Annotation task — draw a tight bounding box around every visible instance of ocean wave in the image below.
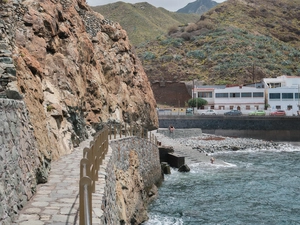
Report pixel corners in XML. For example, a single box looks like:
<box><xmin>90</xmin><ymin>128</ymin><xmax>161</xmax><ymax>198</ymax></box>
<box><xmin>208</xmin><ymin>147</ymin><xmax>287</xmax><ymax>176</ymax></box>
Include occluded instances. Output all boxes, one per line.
<box><xmin>142</xmin><ymin>214</ymin><xmax>183</xmax><ymax>225</ymax></box>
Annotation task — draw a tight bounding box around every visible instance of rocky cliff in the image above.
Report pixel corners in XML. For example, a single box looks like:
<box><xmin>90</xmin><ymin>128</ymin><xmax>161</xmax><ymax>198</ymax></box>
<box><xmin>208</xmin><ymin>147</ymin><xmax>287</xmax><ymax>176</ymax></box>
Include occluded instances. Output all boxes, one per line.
<box><xmin>0</xmin><ymin>0</ymin><xmax>158</xmax><ymax>221</ymax></box>
<box><xmin>1</xmin><ymin>0</ymin><xmax>158</xmax><ymax>160</ymax></box>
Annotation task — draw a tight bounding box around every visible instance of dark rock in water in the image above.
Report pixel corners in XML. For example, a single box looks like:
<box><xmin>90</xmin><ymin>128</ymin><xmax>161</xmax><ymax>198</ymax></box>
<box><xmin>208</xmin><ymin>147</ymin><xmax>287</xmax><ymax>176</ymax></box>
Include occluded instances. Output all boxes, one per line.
<box><xmin>161</xmin><ymin>162</ymin><xmax>171</xmax><ymax>174</ymax></box>
<box><xmin>159</xmin><ymin>146</ymin><xmax>174</xmax><ymax>162</ymax></box>
<box><xmin>231</xmin><ymin>146</ymin><xmax>240</xmax><ymax>151</ymax></box>
<box><xmin>178</xmin><ymin>164</ymin><xmax>190</xmax><ymax>172</ymax></box>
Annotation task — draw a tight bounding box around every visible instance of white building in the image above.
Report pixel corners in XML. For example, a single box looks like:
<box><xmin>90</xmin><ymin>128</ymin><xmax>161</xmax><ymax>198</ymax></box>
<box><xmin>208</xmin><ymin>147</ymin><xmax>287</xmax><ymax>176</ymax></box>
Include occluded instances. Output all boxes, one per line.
<box><xmin>193</xmin><ymin>85</ymin><xmax>265</xmax><ymax>111</ymax></box>
<box><xmin>214</xmin><ymin>86</ymin><xmax>265</xmax><ymax>111</ymax></box>
<box><xmin>263</xmin><ymin>75</ymin><xmax>300</xmax><ymax>114</ymax></box>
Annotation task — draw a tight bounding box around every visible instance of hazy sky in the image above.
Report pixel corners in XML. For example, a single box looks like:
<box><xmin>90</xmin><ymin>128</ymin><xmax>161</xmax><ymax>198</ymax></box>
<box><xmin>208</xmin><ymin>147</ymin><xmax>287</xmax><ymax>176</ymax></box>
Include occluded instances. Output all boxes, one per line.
<box><xmin>86</xmin><ymin>0</ymin><xmax>227</xmax><ymax>12</ymax></box>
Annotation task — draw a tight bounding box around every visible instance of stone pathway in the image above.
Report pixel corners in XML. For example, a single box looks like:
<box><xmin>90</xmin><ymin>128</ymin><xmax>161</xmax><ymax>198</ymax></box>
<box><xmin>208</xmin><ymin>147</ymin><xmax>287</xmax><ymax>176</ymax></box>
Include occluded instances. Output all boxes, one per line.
<box><xmin>12</xmin><ymin>137</ymin><xmax>112</xmax><ymax>225</ymax></box>
<box><xmin>12</xmin><ymin>130</ymin><xmax>223</xmax><ymax>225</ymax></box>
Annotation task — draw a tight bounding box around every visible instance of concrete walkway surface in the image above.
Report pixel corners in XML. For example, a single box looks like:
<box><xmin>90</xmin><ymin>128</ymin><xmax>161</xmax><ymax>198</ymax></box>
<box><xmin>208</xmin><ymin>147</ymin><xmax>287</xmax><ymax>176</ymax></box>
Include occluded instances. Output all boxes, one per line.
<box><xmin>12</xmin><ymin>130</ymin><xmax>222</xmax><ymax>225</ymax></box>
<box><xmin>12</xmin><ymin>137</ymin><xmax>112</xmax><ymax>225</ymax></box>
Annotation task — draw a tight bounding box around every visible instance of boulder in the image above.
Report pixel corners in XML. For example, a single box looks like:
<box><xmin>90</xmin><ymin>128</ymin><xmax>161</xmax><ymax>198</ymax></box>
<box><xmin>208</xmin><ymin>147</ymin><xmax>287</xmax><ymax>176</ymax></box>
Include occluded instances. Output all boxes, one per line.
<box><xmin>178</xmin><ymin>164</ymin><xmax>190</xmax><ymax>172</ymax></box>
<box><xmin>161</xmin><ymin>162</ymin><xmax>171</xmax><ymax>174</ymax></box>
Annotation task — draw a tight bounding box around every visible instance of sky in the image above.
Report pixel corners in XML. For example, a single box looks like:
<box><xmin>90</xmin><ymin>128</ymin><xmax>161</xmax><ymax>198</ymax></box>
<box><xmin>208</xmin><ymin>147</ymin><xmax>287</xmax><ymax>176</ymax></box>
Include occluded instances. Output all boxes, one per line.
<box><xmin>86</xmin><ymin>0</ymin><xmax>227</xmax><ymax>12</ymax></box>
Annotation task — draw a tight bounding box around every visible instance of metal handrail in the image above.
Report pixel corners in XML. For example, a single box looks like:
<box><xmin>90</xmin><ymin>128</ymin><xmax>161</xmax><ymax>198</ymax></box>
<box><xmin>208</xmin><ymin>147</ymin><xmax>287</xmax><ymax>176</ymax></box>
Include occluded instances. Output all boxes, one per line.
<box><xmin>79</xmin><ymin>125</ymin><xmax>158</xmax><ymax>225</ymax></box>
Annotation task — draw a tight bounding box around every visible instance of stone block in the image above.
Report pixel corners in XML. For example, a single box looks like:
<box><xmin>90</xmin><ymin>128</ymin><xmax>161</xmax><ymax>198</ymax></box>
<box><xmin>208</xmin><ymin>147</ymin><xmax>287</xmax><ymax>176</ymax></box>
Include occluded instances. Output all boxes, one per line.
<box><xmin>166</xmin><ymin>153</ymin><xmax>185</xmax><ymax>168</ymax></box>
<box><xmin>158</xmin><ymin>146</ymin><xmax>174</xmax><ymax>162</ymax></box>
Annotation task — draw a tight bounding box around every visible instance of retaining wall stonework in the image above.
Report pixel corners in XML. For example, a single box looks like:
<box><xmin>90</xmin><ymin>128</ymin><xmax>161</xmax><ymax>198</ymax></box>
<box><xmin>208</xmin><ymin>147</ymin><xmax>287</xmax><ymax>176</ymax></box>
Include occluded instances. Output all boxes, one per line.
<box><xmin>159</xmin><ymin>116</ymin><xmax>300</xmax><ymax>141</ymax></box>
<box><xmin>0</xmin><ymin>99</ymin><xmax>41</xmax><ymax>224</ymax></box>
<box><xmin>157</xmin><ymin>128</ymin><xmax>202</xmax><ymax>139</ymax></box>
<box><xmin>100</xmin><ymin>137</ymin><xmax>162</xmax><ymax>224</ymax></box>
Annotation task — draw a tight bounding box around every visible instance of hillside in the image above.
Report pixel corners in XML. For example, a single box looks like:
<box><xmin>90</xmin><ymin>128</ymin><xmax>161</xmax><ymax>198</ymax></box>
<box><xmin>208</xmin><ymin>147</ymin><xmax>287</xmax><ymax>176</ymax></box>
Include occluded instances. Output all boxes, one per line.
<box><xmin>136</xmin><ymin>0</ymin><xmax>300</xmax><ymax>86</ymax></box>
<box><xmin>177</xmin><ymin>0</ymin><xmax>219</xmax><ymax>15</ymax></box>
<box><xmin>91</xmin><ymin>2</ymin><xmax>199</xmax><ymax>46</ymax></box>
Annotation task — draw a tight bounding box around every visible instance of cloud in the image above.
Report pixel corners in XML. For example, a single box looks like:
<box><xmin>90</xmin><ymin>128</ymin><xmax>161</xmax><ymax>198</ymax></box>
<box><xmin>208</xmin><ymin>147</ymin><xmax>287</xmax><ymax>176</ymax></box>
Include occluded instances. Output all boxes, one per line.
<box><xmin>87</xmin><ymin>0</ymin><xmax>226</xmax><ymax>12</ymax></box>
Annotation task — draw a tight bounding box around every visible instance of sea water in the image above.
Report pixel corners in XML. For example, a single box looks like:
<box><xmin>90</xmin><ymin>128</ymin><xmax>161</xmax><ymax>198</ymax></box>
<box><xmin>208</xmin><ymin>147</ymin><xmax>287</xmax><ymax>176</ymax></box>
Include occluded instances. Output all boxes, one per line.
<box><xmin>143</xmin><ymin>144</ymin><xmax>300</xmax><ymax>225</ymax></box>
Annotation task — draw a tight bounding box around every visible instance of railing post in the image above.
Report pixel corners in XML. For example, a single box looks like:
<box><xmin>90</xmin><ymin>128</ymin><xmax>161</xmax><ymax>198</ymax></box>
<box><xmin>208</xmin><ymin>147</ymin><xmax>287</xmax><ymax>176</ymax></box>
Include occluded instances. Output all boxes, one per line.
<box><xmin>109</xmin><ymin>124</ymin><xmax>112</xmax><ymax>140</ymax></box>
<box><xmin>79</xmin><ymin>176</ymin><xmax>92</xmax><ymax>225</ymax></box>
<box><xmin>114</xmin><ymin>126</ymin><xmax>116</xmax><ymax>139</ymax></box>
<box><xmin>119</xmin><ymin>123</ymin><xmax>122</xmax><ymax>138</ymax></box>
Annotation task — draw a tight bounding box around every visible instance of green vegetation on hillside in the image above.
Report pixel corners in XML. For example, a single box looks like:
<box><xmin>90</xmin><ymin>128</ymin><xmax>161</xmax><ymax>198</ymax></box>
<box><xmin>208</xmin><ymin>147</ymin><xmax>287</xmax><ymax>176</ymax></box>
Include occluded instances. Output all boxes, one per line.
<box><xmin>91</xmin><ymin>2</ymin><xmax>199</xmax><ymax>46</ymax></box>
<box><xmin>135</xmin><ymin>0</ymin><xmax>300</xmax><ymax>85</ymax></box>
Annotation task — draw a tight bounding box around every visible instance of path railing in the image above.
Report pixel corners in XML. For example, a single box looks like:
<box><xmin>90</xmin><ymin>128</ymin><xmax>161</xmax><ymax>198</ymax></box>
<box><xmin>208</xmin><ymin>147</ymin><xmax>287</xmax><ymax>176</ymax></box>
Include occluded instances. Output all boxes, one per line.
<box><xmin>79</xmin><ymin>124</ymin><xmax>158</xmax><ymax>225</ymax></box>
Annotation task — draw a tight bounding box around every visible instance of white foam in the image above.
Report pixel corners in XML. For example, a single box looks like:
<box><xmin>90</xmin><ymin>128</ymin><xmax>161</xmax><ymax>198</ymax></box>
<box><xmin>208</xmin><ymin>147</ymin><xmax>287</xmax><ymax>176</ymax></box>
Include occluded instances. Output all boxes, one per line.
<box><xmin>142</xmin><ymin>214</ymin><xmax>183</xmax><ymax>225</ymax></box>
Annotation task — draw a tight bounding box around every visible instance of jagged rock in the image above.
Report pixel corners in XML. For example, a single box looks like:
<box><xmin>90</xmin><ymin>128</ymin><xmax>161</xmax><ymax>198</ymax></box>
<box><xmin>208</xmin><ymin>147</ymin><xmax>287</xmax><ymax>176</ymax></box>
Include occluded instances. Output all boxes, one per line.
<box><xmin>1</xmin><ymin>0</ymin><xmax>159</xmax><ymax>223</ymax></box>
<box><xmin>178</xmin><ymin>164</ymin><xmax>190</xmax><ymax>172</ymax></box>
<box><xmin>161</xmin><ymin>162</ymin><xmax>171</xmax><ymax>174</ymax></box>
<box><xmin>5</xmin><ymin>90</ymin><xmax>23</xmax><ymax>100</ymax></box>
<box><xmin>4</xmin><ymin>0</ymin><xmax>158</xmax><ymax>161</ymax></box>
<box><xmin>231</xmin><ymin>146</ymin><xmax>240</xmax><ymax>151</ymax></box>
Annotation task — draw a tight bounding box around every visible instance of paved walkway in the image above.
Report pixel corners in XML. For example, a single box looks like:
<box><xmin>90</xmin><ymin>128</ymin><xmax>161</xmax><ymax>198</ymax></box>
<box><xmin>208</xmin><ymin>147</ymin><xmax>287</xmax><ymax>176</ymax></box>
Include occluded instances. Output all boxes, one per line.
<box><xmin>12</xmin><ymin>130</ymin><xmax>223</xmax><ymax>225</ymax></box>
<box><xmin>13</xmin><ymin>137</ymin><xmax>112</xmax><ymax>225</ymax></box>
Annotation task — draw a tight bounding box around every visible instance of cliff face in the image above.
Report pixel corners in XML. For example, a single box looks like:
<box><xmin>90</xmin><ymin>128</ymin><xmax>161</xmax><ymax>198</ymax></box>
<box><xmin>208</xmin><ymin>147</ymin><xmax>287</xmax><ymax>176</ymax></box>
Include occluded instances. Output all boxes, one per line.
<box><xmin>1</xmin><ymin>0</ymin><xmax>158</xmax><ymax>163</ymax></box>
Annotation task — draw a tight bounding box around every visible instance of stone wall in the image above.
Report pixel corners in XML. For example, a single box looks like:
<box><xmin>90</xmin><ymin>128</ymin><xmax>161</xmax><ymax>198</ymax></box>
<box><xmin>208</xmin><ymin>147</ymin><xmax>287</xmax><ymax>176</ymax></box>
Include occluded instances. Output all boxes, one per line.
<box><xmin>0</xmin><ymin>99</ymin><xmax>42</xmax><ymax>224</ymax></box>
<box><xmin>159</xmin><ymin>115</ymin><xmax>300</xmax><ymax>141</ymax></box>
<box><xmin>100</xmin><ymin>137</ymin><xmax>162</xmax><ymax>225</ymax></box>
<box><xmin>157</xmin><ymin>128</ymin><xmax>202</xmax><ymax>139</ymax></box>
<box><xmin>0</xmin><ymin>0</ymin><xmax>20</xmax><ymax>99</ymax></box>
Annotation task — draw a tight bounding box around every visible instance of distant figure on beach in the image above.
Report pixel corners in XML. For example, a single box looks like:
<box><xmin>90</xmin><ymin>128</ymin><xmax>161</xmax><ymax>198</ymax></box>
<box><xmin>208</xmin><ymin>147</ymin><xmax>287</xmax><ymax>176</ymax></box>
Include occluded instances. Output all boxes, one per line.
<box><xmin>210</xmin><ymin>157</ymin><xmax>215</xmax><ymax>164</ymax></box>
<box><xmin>169</xmin><ymin>125</ymin><xmax>175</xmax><ymax>133</ymax></box>
<box><xmin>169</xmin><ymin>124</ymin><xmax>175</xmax><ymax>138</ymax></box>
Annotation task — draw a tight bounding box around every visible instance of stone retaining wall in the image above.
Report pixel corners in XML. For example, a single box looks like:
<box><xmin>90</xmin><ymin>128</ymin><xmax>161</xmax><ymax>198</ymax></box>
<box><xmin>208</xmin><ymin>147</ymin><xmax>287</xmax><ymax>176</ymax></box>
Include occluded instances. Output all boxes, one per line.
<box><xmin>0</xmin><ymin>0</ymin><xmax>20</xmax><ymax>99</ymax></box>
<box><xmin>100</xmin><ymin>137</ymin><xmax>162</xmax><ymax>224</ymax></box>
<box><xmin>156</xmin><ymin>128</ymin><xmax>202</xmax><ymax>139</ymax></box>
<box><xmin>0</xmin><ymin>99</ymin><xmax>41</xmax><ymax>224</ymax></box>
<box><xmin>159</xmin><ymin>115</ymin><xmax>300</xmax><ymax>141</ymax></box>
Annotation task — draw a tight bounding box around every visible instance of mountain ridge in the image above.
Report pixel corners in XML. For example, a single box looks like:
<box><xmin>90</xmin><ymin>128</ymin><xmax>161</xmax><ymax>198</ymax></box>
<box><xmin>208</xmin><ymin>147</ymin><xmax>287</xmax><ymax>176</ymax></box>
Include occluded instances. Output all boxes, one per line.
<box><xmin>136</xmin><ymin>0</ymin><xmax>300</xmax><ymax>85</ymax></box>
<box><xmin>177</xmin><ymin>0</ymin><xmax>219</xmax><ymax>15</ymax></box>
<box><xmin>91</xmin><ymin>2</ymin><xmax>200</xmax><ymax>45</ymax></box>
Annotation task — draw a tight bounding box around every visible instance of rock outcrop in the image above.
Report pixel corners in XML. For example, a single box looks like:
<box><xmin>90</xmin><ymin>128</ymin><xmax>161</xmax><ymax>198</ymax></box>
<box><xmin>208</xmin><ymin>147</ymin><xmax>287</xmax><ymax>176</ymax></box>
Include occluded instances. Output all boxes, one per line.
<box><xmin>0</xmin><ymin>0</ymin><xmax>158</xmax><ymax>222</ymax></box>
<box><xmin>1</xmin><ymin>0</ymin><xmax>158</xmax><ymax>159</ymax></box>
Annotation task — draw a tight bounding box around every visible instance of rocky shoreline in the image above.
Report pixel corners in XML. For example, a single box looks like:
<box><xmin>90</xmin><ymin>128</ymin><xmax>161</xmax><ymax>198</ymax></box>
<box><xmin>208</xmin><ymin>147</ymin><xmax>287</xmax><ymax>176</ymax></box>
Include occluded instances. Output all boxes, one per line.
<box><xmin>155</xmin><ymin>131</ymin><xmax>296</xmax><ymax>158</ymax></box>
<box><xmin>178</xmin><ymin>133</ymin><xmax>288</xmax><ymax>153</ymax></box>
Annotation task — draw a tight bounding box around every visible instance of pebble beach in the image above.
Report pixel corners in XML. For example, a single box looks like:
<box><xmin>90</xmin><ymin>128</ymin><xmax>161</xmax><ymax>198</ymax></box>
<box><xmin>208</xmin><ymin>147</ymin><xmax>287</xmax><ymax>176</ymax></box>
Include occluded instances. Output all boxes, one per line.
<box><xmin>154</xmin><ymin>130</ymin><xmax>292</xmax><ymax>166</ymax></box>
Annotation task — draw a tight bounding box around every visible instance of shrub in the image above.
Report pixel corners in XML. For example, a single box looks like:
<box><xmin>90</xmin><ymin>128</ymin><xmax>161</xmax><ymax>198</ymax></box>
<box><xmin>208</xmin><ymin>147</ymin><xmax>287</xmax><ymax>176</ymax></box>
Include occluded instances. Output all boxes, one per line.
<box><xmin>168</xmin><ymin>25</ymin><xmax>178</xmax><ymax>35</ymax></box>
<box><xmin>173</xmin><ymin>55</ymin><xmax>182</xmax><ymax>61</ymax></box>
<box><xmin>180</xmin><ymin>32</ymin><xmax>192</xmax><ymax>41</ymax></box>
<box><xmin>143</xmin><ymin>51</ymin><xmax>156</xmax><ymax>60</ymax></box>
<box><xmin>188</xmin><ymin>98</ymin><xmax>207</xmax><ymax>108</ymax></box>
<box><xmin>185</xmin><ymin>23</ymin><xmax>198</xmax><ymax>33</ymax></box>
<box><xmin>187</xmin><ymin>50</ymin><xmax>205</xmax><ymax>59</ymax></box>
<box><xmin>159</xmin><ymin>55</ymin><xmax>173</xmax><ymax>62</ymax></box>
<box><xmin>196</xmin><ymin>20</ymin><xmax>215</xmax><ymax>30</ymax></box>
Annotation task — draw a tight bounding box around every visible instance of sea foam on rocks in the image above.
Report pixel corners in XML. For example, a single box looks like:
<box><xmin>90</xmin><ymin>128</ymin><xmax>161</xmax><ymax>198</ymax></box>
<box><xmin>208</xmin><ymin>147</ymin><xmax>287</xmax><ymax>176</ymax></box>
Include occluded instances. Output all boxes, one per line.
<box><xmin>176</xmin><ymin>133</ymin><xmax>286</xmax><ymax>153</ymax></box>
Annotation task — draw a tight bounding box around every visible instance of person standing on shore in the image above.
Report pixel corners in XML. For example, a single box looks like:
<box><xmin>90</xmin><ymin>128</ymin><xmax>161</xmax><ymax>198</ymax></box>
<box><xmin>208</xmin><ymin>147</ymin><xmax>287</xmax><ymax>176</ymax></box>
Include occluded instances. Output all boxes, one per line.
<box><xmin>210</xmin><ymin>157</ymin><xmax>215</xmax><ymax>164</ymax></box>
<box><xmin>169</xmin><ymin>124</ymin><xmax>175</xmax><ymax>138</ymax></box>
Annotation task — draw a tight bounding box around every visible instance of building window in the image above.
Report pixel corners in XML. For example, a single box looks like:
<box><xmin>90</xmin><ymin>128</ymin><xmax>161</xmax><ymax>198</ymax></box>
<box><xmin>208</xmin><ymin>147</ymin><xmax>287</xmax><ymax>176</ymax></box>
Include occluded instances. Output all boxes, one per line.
<box><xmin>295</xmin><ymin>93</ymin><xmax>299</xmax><ymax>99</ymax></box>
<box><xmin>282</xmin><ymin>93</ymin><xmax>293</xmax><ymax>99</ymax></box>
<box><xmin>230</xmin><ymin>106</ymin><xmax>234</xmax><ymax>110</ymax></box>
<box><xmin>219</xmin><ymin>106</ymin><xmax>224</xmax><ymax>110</ymax></box>
<box><xmin>246</xmin><ymin>105</ymin><xmax>250</xmax><ymax>110</ymax></box>
<box><xmin>211</xmin><ymin>105</ymin><xmax>214</xmax><ymax>109</ymax></box>
<box><xmin>276</xmin><ymin>105</ymin><xmax>281</xmax><ymax>109</ymax></box>
<box><xmin>253</xmin><ymin>92</ymin><xmax>264</xmax><ymax>97</ymax></box>
<box><xmin>288</xmin><ymin>105</ymin><xmax>292</xmax><ymax>110</ymax></box>
<box><xmin>241</xmin><ymin>92</ymin><xmax>252</xmax><ymax>97</ymax></box>
<box><xmin>198</xmin><ymin>92</ymin><xmax>212</xmax><ymax>98</ymax></box>
<box><xmin>216</xmin><ymin>93</ymin><xmax>228</xmax><ymax>98</ymax></box>
<box><xmin>269</xmin><ymin>93</ymin><xmax>280</xmax><ymax>99</ymax></box>
<box><xmin>230</xmin><ymin>92</ymin><xmax>240</xmax><ymax>98</ymax></box>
